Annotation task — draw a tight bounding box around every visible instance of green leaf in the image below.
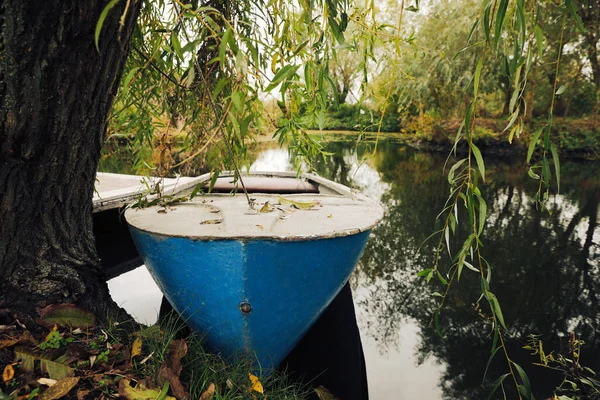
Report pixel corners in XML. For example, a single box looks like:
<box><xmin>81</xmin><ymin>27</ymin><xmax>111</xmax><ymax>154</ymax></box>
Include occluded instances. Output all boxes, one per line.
<box><xmin>95</xmin><ymin>0</ymin><xmax>121</xmax><ymax>52</ymax></box>
<box><xmin>542</xmin><ymin>156</ymin><xmax>551</xmax><ymax>185</ymax></box>
<box><xmin>512</xmin><ymin>362</ymin><xmax>533</xmax><ymax>399</ymax></box>
<box><xmin>550</xmin><ymin>144</ymin><xmax>560</xmax><ymax>193</ymax></box>
<box><xmin>494</xmin><ymin>0</ymin><xmax>509</xmax><ymax>49</ymax></box>
<box><xmin>171</xmin><ymin>31</ymin><xmax>183</xmax><ymax>59</ymax></box>
<box><xmin>470</xmin><ymin>142</ymin><xmax>485</xmax><ymax>182</ymax></box>
<box><xmin>122</xmin><ymin>67</ymin><xmax>140</xmax><ymax>93</ymax></box>
<box><xmin>527</xmin><ymin>167</ymin><xmax>540</xmax><ymax>180</ymax></box>
<box><xmin>555</xmin><ymin>85</ymin><xmax>567</xmax><ymax>95</ymax></box>
<box><xmin>527</xmin><ymin>127</ymin><xmax>543</xmax><ymax>163</ymax></box>
<box><xmin>38</xmin><ymin>304</ymin><xmax>96</xmax><ymax>329</ymax></box>
<box><xmin>488</xmin><ymin>293</ymin><xmax>506</xmax><ymax>329</ymax></box>
<box><xmin>40</xmin><ymin>358</ymin><xmax>75</xmax><ymax>381</ymax></box>
<box><xmin>474</xmin><ymin>56</ymin><xmax>483</xmax><ymax>98</ymax></box>
<box><xmin>535</xmin><ymin>24</ymin><xmax>544</xmax><ymax>57</ymax></box>
<box><xmin>448</xmin><ymin>159</ymin><xmax>467</xmax><ymax>184</ymax></box>
<box><xmin>484</xmin><ymin>346</ymin><xmax>502</xmax><ymax>381</ymax></box>
<box><xmin>487</xmin><ymin>374</ymin><xmax>509</xmax><ymax>400</ymax></box>
<box><xmin>477</xmin><ymin>196</ymin><xmax>487</xmax><ymax>236</ymax></box>
<box><xmin>265</xmin><ymin>65</ymin><xmax>300</xmax><ymax>92</ymax></box>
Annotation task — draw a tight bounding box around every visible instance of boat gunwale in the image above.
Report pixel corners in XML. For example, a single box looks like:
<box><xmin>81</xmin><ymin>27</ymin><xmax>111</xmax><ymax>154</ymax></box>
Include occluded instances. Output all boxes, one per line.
<box><xmin>124</xmin><ymin>171</ymin><xmax>384</xmax><ymax>241</ymax></box>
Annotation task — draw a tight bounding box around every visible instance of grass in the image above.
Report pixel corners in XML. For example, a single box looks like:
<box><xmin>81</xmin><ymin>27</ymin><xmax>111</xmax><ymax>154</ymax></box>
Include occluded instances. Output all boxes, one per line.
<box><xmin>0</xmin><ymin>308</ymin><xmax>311</xmax><ymax>400</ymax></box>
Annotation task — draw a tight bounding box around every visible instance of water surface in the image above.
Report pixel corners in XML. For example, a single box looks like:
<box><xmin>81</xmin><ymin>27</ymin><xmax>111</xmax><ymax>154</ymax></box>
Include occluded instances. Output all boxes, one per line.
<box><xmin>106</xmin><ymin>139</ymin><xmax>600</xmax><ymax>399</ymax></box>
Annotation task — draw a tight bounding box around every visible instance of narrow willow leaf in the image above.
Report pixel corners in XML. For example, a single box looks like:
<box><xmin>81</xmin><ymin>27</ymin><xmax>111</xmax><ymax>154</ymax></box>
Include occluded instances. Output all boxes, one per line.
<box><xmin>474</xmin><ymin>57</ymin><xmax>483</xmax><ymax>98</ymax></box>
<box><xmin>512</xmin><ymin>362</ymin><xmax>533</xmax><ymax>399</ymax></box>
<box><xmin>95</xmin><ymin>0</ymin><xmax>121</xmax><ymax>51</ymax></box>
<box><xmin>555</xmin><ymin>85</ymin><xmax>567</xmax><ymax>95</ymax></box>
<box><xmin>508</xmin><ymin>123</ymin><xmax>518</xmax><ymax>144</ymax></box>
<box><xmin>466</xmin><ymin>18</ymin><xmax>480</xmax><ymax>47</ymax></box>
<box><xmin>463</xmin><ymin>260</ymin><xmax>479</xmax><ymax>273</ymax></box>
<box><xmin>551</xmin><ymin>143</ymin><xmax>561</xmax><ymax>193</ymax></box>
<box><xmin>478</xmin><ymin>196</ymin><xmax>487</xmax><ymax>236</ymax></box>
<box><xmin>527</xmin><ymin>127</ymin><xmax>543</xmax><ymax>163</ymax></box>
<box><xmin>535</xmin><ymin>24</ymin><xmax>544</xmax><ymax>57</ymax></box>
<box><xmin>122</xmin><ymin>67</ymin><xmax>140</xmax><ymax>93</ymax></box>
<box><xmin>542</xmin><ymin>156</ymin><xmax>551</xmax><ymax>185</ymax></box>
<box><xmin>483</xmin><ymin>2</ymin><xmax>492</xmax><ymax>43</ymax></box>
<box><xmin>436</xmin><ymin>271</ymin><xmax>448</xmax><ymax>285</ymax></box>
<box><xmin>504</xmin><ymin>107</ymin><xmax>519</xmax><ymax>132</ymax></box>
<box><xmin>470</xmin><ymin>142</ymin><xmax>485</xmax><ymax>182</ymax></box>
<box><xmin>457</xmin><ymin>255</ymin><xmax>465</xmax><ymax>281</ymax></box>
<box><xmin>265</xmin><ymin>65</ymin><xmax>300</xmax><ymax>92</ymax></box>
<box><xmin>417</xmin><ymin>269</ymin><xmax>432</xmax><ymax>277</ymax></box>
<box><xmin>448</xmin><ymin>159</ymin><xmax>467</xmax><ymax>184</ymax></box>
<box><xmin>488</xmin><ymin>293</ymin><xmax>506</xmax><ymax>329</ymax></box>
<box><xmin>171</xmin><ymin>31</ymin><xmax>183</xmax><ymax>59</ymax></box>
<box><xmin>483</xmin><ymin>346</ymin><xmax>502</xmax><ymax>382</ymax></box>
<box><xmin>494</xmin><ymin>0</ymin><xmax>509</xmax><ymax>49</ymax></box>
<box><xmin>465</xmin><ymin>102</ymin><xmax>474</xmax><ymax>138</ymax></box>
<box><xmin>444</xmin><ymin>226</ymin><xmax>451</xmax><ymax>258</ymax></box>
<box><xmin>487</xmin><ymin>374</ymin><xmax>509</xmax><ymax>400</ymax></box>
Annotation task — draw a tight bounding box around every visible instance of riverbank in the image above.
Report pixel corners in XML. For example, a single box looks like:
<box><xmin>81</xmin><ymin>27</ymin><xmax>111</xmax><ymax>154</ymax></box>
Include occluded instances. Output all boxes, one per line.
<box><xmin>291</xmin><ymin>116</ymin><xmax>600</xmax><ymax>160</ymax></box>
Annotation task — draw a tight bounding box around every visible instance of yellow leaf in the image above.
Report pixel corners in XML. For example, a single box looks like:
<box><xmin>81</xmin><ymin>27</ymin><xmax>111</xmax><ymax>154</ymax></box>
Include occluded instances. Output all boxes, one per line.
<box><xmin>39</xmin><ymin>376</ymin><xmax>80</xmax><ymax>400</ymax></box>
<box><xmin>327</xmin><ymin>214</ymin><xmax>333</xmax><ymax>218</ymax></box>
<box><xmin>259</xmin><ymin>202</ymin><xmax>272</xmax><ymax>213</ymax></box>
<box><xmin>256</xmin><ymin>224</ymin><xmax>263</xmax><ymax>230</ymax></box>
<box><xmin>131</xmin><ymin>337</ymin><xmax>143</xmax><ymax>360</ymax></box>
<box><xmin>248</xmin><ymin>373</ymin><xmax>264</xmax><ymax>394</ymax></box>
<box><xmin>277</xmin><ymin>195</ymin><xmax>319</xmax><ymax>210</ymax></box>
<box><xmin>3</xmin><ymin>364</ymin><xmax>14</xmax><ymax>382</ymax></box>
<box><xmin>199</xmin><ymin>382</ymin><xmax>215</xmax><ymax>400</ymax></box>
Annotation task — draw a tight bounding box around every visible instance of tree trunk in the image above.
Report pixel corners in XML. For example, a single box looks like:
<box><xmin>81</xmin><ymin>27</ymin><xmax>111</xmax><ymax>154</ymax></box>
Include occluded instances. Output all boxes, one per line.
<box><xmin>0</xmin><ymin>0</ymin><xmax>141</xmax><ymax>324</ymax></box>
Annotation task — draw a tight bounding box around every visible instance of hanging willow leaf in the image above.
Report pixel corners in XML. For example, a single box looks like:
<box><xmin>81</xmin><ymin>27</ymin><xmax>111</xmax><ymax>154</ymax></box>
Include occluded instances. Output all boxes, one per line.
<box><xmin>470</xmin><ymin>142</ymin><xmax>485</xmax><ymax>182</ymax></box>
<box><xmin>95</xmin><ymin>0</ymin><xmax>121</xmax><ymax>51</ymax></box>
<box><xmin>550</xmin><ymin>144</ymin><xmax>561</xmax><ymax>193</ymax></box>
<box><xmin>527</xmin><ymin>127</ymin><xmax>543</xmax><ymax>163</ymax></box>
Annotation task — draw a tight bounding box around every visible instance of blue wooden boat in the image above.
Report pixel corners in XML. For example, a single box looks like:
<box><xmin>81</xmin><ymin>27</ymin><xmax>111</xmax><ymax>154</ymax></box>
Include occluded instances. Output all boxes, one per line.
<box><xmin>125</xmin><ymin>171</ymin><xmax>383</xmax><ymax>369</ymax></box>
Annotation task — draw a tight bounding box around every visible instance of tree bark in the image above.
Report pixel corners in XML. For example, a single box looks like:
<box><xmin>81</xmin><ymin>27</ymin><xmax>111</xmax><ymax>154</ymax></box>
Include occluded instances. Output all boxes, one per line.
<box><xmin>0</xmin><ymin>0</ymin><xmax>141</xmax><ymax>323</ymax></box>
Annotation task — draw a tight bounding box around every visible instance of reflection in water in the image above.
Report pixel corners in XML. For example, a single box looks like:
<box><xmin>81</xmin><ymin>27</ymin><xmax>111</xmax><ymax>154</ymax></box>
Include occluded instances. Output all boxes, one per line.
<box><xmin>311</xmin><ymin>141</ymin><xmax>600</xmax><ymax>400</ymax></box>
<box><xmin>103</xmin><ymin>139</ymin><xmax>600</xmax><ymax>399</ymax></box>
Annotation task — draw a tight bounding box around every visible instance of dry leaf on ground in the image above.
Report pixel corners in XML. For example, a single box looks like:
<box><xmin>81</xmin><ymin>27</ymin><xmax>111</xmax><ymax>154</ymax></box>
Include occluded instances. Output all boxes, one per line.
<box><xmin>199</xmin><ymin>382</ymin><xmax>215</xmax><ymax>400</ymax></box>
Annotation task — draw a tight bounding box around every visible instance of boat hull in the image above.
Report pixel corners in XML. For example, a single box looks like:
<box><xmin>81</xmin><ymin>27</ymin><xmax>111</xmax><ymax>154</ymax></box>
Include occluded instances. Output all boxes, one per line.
<box><xmin>128</xmin><ymin>226</ymin><xmax>371</xmax><ymax>369</ymax></box>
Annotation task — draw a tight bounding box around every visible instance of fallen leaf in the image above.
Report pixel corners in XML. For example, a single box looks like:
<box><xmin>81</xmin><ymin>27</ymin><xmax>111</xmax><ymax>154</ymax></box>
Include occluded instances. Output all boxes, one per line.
<box><xmin>14</xmin><ymin>348</ymin><xmax>35</xmax><ymax>374</ymax></box>
<box><xmin>38</xmin><ymin>304</ymin><xmax>96</xmax><ymax>329</ymax></box>
<box><xmin>327</xmin><ymin>214</ymin><xmax>333</xmax><ymax>218</ymax></box>
<box><xmin>3</xmin><ymin>364</ymin><xmax>14</xmax><ymax>382</ymax></box>
<box><xmin>226</xmin><ymin>379</ymin><xmax>233</xmax><ymax>390</ymax></box>
<box><xmin>314</xmin><ymin>386</ymin><xmax>339</xmax><ymax>400</ymax></box>
<box><xmin>37</xmin><ymin>378</ymin><xmax>57</xmax><ymax>386</ymax></box>
<box><xmin>89</xmin><ymin>355</ymin><xmax>97</xmax><ymax>368</ymax></box>
<box><xmin>157</xmin><ymin>340</ymin><xmax>189</xmax><ymax>400</ymax></box>
<box><xmin>131</xmin><ymin>337</ymin><xmax>143</xmax><ymax>360</ymax></box>
<box><xmin>259</xmin><ymin>202</ymin><xmax>272</xmax><ymax>213</ymax></box>
<box><xmin>199</xmin><ymin>383</ymin><xmax>215</xmax><ymax>400</ymax></box>
<box><xmin>256</xmin><ymin>224</ymin><xmax>263</xmax><ymax>230</ymax></box>
<box><xmin>199</xmin><ymin>219</ymin><xmax>222</xmax><ymax>225</ymax></box>
<box><xmin>39</xmin><ymin>376</ymin><xmax>80</xmax><ymax>400</ymax></box>
<box><xmin>248</xmin><ymin>373</ymin><xmax>264</xmax><ymax>394</ymax></box>
<box><xmin>118</xmin><ymin>378</ymin><xmax>176</xmax><ymax>400</ymax></box>
<box><xmin>76</xmin><ymin>389</ymin><xmax>90</xmax><ymax>400</ymax></box>
<box><xmin>277</xmin><ymin>195</ymin><xmax>319</xmax><ymax>210</ymax></box>
<box><xmin>40</xmin><ymin>357</ymin><xmax>75</xmax><ymax>380</ymax></box>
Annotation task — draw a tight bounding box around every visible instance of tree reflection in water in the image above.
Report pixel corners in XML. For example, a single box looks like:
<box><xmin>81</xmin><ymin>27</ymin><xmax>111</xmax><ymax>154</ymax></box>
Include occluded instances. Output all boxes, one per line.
<box><xmin>308</xmin><ymin>140</ymin><xmax>600</xmax><ymax>399</ymax></box>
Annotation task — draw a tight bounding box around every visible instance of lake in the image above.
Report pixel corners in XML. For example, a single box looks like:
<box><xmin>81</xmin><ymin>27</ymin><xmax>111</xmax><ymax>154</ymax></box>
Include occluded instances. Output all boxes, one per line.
<box><xmin>102</xmin><ymin>138</ymin><xmax>600</xmax><ymax>399</ymax></box>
